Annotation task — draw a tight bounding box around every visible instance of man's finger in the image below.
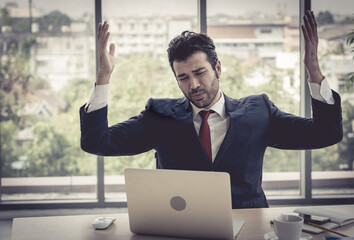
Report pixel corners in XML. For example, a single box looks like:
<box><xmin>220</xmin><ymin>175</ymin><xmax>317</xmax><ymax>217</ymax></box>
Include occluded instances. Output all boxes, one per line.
<box><xmin>310</xmin><ymin>11</ymin><xmax>318</xmax><ymax>41</ymax></box>
<box><xmin>109</xmin><ymin>43</ymin><xmax>116</xmax><ymax>56</ymax></box>
<box><xmin>98</xmin><ymin>23</ymin><xmax>102</xmax><ymax>37</ymax></box>
<box><xmin>310</xmin><ymin>11</ymin><xmax>317</xmax><ymax>28</ymax></box>
<box><xmin>103</xmin><ymin>32</ymin><xmax>110</xmax><ymax>49</ymax></box>
<box><xmin>103</xmin><ymin>21</ymin><xmax>109</xmax><ymax>34</ymax></box>
<box><xmin>98</xmin><ymin>21</ymin><xmax>108</xmax><ymax>39</ymax></box>
<box><xmin>304</xmin><ymin>15</ymin><xmax>314</xmax><ymax>43</ymax></box>
<box><xmin>308</xmin><ymin>11</ymin><xmax>316</xmax><ymax>33</ymax></box>
<box><xmin>301</xmin><ymin>25</ymin><xmax>310</xmax><ymax>44</ymax></box>
<box><xmin>99</xmin><ymin>22</ymin><xmax>107</xmax><ymax>37</ymax></box>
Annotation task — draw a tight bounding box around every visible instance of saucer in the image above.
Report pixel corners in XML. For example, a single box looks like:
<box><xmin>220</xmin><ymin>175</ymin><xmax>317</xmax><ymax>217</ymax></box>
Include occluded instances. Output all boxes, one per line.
<box><xmin>264</xmin><ymin>231</ymin><xmax>314</xmax><ymax>240</ymax></box>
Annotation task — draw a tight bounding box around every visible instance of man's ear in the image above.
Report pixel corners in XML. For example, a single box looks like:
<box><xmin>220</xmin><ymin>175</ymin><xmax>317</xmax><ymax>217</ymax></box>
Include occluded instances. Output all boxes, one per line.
<box><xmin>215</xmin><ymin>60</ymin><xmax>221</xmax><ymax>79</ymax></box>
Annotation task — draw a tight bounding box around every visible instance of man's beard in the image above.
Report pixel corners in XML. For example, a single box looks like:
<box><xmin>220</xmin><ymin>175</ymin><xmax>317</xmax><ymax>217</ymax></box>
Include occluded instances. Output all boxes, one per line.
<box><xmin>187</xmin><ymin>75</ymin><xmax>219</xmax><ymax>109</ymax></box>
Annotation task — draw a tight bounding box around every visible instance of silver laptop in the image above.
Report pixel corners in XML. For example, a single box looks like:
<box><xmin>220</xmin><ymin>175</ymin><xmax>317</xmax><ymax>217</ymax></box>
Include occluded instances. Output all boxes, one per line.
<box><xmin>124</xmin><ymin>168</ymin><xmax>244</xmax><ymax>240</ymax></box>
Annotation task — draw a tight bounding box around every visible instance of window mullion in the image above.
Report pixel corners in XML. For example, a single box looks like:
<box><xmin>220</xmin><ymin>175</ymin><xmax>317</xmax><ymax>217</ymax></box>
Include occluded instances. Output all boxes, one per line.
<box><xmin>300</xmin><ymin>0</ymin><xmax>312</xmax><ymax>203</ymax></box>
<box><xmin>198</xmin><ymin>0</ymin><xmax>207</xmax><ymax>33</ymax></box>
<box><xmin>95</xmin><ymin>0</ymin><xmax>105</xmax><ymax>205</ymax></box>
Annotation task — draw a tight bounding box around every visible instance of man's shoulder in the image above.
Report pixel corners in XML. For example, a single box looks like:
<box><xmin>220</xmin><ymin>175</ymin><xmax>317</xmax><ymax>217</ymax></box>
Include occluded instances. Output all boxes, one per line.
<box><xmin>226</xmin><ymin>93</ymin><xmax>269</xmax><ymax>106</ymax></box>
<box><xmin>145</xmin><ymin>97</ymin><xmax>185</xmax><ymax>107</ymax></box>
<box><xmin>145</xmin><ymin>97</ymin><xmax>187</xmax><ymax>117</ymax></box>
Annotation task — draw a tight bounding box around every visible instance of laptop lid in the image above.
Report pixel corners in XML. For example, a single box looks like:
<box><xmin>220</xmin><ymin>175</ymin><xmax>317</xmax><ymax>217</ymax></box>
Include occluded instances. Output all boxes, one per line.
<box><xmin>124</xmin><ymin>168</ymin><xmax>243</xmax><ymax>240</ymax></box>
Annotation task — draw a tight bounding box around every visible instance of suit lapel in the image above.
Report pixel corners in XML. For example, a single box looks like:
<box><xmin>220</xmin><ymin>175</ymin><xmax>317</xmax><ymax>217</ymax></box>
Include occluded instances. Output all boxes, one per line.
<box><xmin>171</xmin><ymin>95</ymin><xmax>248</xmax><ymax>167</ymax></box>
<box><xmin>172</xmin><ymin>97</ymin><xmax>213</xmax><ymax>166</ymax></box>
<box><xmin>213</xmin><ymin>94</ymin><xmax>248</xmax><ymax>166</ymax></box>
<box><xmin>171</xmin><ymin>97</ymin><xmax>193</xmax><ymax>123</ymax></box>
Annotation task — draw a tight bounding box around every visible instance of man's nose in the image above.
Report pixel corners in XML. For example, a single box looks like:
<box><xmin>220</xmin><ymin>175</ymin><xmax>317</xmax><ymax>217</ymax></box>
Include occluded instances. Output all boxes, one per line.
<box><xmin>190</xmin><ymin>76</ymin><xmax>200</xmax><ymax>90</ymax></box>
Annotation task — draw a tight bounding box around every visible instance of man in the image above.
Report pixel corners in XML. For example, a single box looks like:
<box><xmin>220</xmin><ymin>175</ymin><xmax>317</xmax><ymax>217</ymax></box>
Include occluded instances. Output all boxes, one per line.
<box><xmin>80</xmin><ymin>11</ymin><xmax>342</xmax><ymax>208</ymax></box>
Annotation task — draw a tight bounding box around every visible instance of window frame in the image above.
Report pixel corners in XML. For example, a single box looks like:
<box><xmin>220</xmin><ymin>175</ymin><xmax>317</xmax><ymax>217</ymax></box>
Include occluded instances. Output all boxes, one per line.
<box><xmin>0</xmin><ymin>0</ymin><xmax>353</xmax><ymax>210</ymax></box>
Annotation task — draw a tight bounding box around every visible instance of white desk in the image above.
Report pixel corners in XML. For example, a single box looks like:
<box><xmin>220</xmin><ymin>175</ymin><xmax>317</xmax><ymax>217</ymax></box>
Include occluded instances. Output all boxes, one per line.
<box><xmin>11</xmin><ymin>205</ymin><xmax>354</xmax><ymax>240</ymax></box>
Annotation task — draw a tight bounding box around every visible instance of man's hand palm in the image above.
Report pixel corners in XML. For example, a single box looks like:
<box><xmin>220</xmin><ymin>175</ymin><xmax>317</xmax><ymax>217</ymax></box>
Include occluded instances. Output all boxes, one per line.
<box><xmin>96</xmin><ymin>21</ymin><xmax>115</xmax><ymax>85</ymax></box>
<box><xmin>99</xmin><ymin>43</ymin><xmax>115</xmax><ymax>75</ymax></box>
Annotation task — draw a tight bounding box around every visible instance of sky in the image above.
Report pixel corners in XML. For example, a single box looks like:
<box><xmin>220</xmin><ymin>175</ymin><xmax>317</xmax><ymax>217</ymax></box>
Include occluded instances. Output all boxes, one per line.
<box><xmin>0</xmin><ymin>0</ymin><xmax>353</xmax><ymax>18</ymax></box>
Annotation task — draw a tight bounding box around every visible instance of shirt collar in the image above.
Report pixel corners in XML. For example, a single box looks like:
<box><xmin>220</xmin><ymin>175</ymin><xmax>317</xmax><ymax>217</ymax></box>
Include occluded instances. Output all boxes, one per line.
<box><xmin>190</xmin><ymin>90</ymin><xmax>227</xmax><ymax>120</ymax></box>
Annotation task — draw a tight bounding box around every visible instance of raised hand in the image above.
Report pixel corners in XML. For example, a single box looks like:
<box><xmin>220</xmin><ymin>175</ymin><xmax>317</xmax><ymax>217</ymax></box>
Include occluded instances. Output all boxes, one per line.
<box><xmin>301</xmin><ymin>10</ymin><xmax>324</xmax><ymax>84</ymax></box>
<box><xmin>97</xmin><ymin>21</ymin><xmax>116</xmax><ymax>85</ymax></box>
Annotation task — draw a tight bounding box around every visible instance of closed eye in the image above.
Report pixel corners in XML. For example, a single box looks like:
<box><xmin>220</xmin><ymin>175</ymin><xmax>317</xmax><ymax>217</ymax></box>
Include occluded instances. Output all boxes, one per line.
<box><xmin>195</xmin><ymin>71</ymin><xmax>206</xmax><ymax>76</ymax></box>
<box><xmin>179</xmin><ymin>76</ymin><xmax>188</xmax><ymax>81</ymax></box>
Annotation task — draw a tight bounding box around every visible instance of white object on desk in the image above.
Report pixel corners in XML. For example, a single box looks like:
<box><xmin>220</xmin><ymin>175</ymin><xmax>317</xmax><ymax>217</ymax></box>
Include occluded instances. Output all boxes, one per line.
<box><xmin>264</xmin><ymin>231</ymin><xmax>314</xmax><ymax>240</ymax></box>
<box><xmin>274</xmin><ymin>214</ymin><xmax>304</xmax><ymax>240</ymax></box>
<box><xmin>92</xmin><ymin>216</ymin><xmax>116</xmax><ymax>230</ymax></box>
<box><xmin>294</xmin><ymin>207</ymin><xmax>354</xmax><ymax>234</ymax></box>
<box><xmin>294</xmin><ymin>208</ymin><xmax>354</xmax><ymax>227</ymax></box>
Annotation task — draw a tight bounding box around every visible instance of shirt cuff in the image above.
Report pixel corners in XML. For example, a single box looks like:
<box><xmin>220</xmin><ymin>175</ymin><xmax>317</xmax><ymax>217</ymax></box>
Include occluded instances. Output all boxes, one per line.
<box><xmin>85</xmin><ymin>83</ymin><xmax>109</xmax><ymax>113</ymax></box>
<box><xmin>308</xmin><ymin>78</ymin><xmax>335</xmax><ymax>105</ymax></box>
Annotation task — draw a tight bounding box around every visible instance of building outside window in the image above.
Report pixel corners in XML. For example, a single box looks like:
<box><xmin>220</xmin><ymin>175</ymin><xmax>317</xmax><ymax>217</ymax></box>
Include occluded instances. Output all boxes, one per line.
<box><xmin>311</xmin><ymin>0</ymin><xmax>354</xmax><ymax>198</ymax></box>
<box><xmin>0</xmin><ymin>0</ymin><xmax>97</xmax><ymax>202</ymax></box>
<box><xmin>101</xmin><ymin>0</ymin><xmax>198</xmax><ymax>201</ymax></box>
<box><xmin>208</xmin><ymin>0</ymin><xmax>301</xmax><ymax>197</ymax></box>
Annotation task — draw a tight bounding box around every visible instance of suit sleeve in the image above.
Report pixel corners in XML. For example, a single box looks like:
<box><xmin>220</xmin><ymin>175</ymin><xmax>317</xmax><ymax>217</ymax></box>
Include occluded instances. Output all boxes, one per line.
<box><xmin>267</xmin><ymin>91</ymin><xmax>343</xmax><ymax>150</ymax></box>
<box><xmin>79</xmin><ymin>105</ymin><xmax>155</xmax><ymax>156</ymax></box>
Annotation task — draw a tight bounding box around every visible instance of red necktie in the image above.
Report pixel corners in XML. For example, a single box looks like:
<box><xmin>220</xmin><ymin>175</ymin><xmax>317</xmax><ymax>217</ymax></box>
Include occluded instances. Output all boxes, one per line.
<box><xmin>199</xmin><ymin>111</ymin><xmax>213</xmax><ymax>162</ymax></box>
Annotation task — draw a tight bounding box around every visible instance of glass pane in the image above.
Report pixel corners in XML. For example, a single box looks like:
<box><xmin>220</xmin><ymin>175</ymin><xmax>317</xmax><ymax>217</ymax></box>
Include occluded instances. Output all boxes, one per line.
<box><xmin>0</xmin><ymin>0</ymin><xmax>97</xmax><ymax>201</ymax></box>
<box><xmin>102</xmin><ymin>0</ymin><xmax>197</xmax><ymax>201</ymax></box>
<box><xmin>207</xmin><ymin>0</ymin><xmax>301</xmax><ymax>197</ymax></box>
<box><xmin>312</xmin><ymin>0</ymin><xmax>354</xmax><ymax>197</ymax></box>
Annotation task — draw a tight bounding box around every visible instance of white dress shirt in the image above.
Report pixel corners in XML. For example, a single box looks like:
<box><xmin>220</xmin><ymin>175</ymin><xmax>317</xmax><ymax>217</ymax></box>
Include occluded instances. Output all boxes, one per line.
<box><xmin>85</xmin><ymin>78</ymin><xmax>335</xmax><ymax>162</ymax></box>
<box><xmin>190</xmin><ymin>91</ymin><xmax>230</xmax><ymax>162</ymax></box>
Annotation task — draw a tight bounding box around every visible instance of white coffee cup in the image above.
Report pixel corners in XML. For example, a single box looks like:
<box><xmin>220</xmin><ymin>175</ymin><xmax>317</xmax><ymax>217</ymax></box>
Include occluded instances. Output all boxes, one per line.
<box><xmin>274</xmin><ymin>214</ymin><xmax>304</xmax><ymax>240</ymax></box>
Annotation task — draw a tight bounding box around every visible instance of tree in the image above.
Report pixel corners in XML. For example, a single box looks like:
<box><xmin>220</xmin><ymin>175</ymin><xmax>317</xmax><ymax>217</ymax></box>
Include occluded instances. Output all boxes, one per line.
<box><xmin>1</xmin><ymin>47</ymin><xmax>348</xmax><ymax>178</ymax></box>
<box><xmin>346</xmin><ymin>15</ymin><xmax>354</xmax><ymax>87</ymax></box>
<box><xmin>0</xmin><ymin>121</ymin><xmax>21</xmax><ymax>177</ymax></box>
<box><xmin>0</xmin><ymin>46</ymin><xmax>31</xmax><ymax>95</ymax></box>
<box><xmin>102</xmin><ymin>52</ymin><xmax>302</xmax><ymax>174</ymax></box>
<box><xmin>12</xmin><ymin>19</ymin><xmax>30</xmax><ymax>33</ymax></box>
<box><xmin>317</xmin><ymin>11</ymin><xmax>334</xmax><ymax>25</ymax></box>
<box><xmin>0</xmin><ymin>41</ymin><xmax>32</xmax><ymax>177</ymax></box>
<box><xmin>0</xmin><ymin>7</ymin><xmax>32</xmax><ymax>33</ymax></box>
<box><xmin>102</xmin><ymin>53</ymin><xmax>179</xmax><ymax>175</ymax></box>
<box><xmin>38</xmin><ymin>10</ymin><xmax>71</xmax><ymax>33</ymax></box>
<box><xmin>0</xmin><ymin>40</ymin><xmax>64</xmax><ymax>177</ymax></box>
<box><xmin>24</xmin><ymin>122</ymin><xmax>76</xmax><ymax>176</ymax></box>
<box><xmin>310</xmin><ymin>14</ymin><xmax>354</xmax><ymax>171</ymax></box>
<box><xmin>254</xmin><ymin>66</ymin><xmax>300</xmax><ymax>172</ymax></box>
<box><xmin>218</xmin><ymin>54</ymin><xmax>249</xmax><ymax>98</ymax></box>
<box><xmin>0</xmin><ymin>8</ymin><xmax>13</xmax><ymax>27</ymax></box>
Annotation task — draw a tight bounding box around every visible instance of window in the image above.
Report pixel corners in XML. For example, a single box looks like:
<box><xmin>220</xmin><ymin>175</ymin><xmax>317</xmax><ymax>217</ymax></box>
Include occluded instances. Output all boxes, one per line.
<box><xmin>311</xmin><ymin>0</ymin><xmax>354</xmax><ymax>197</ymax></box>
<box><xmin>208</xmin><ymin>0</ymin><xmax>301</xmax><ymax>198</ymax></box>
<box><xmin>129</xmin><ymin>23</ymin><xmax>135</xmax><ymax>31</ymax></box>
<box><xmin>0</xmin><ymin>0</ymin><xmax>97</xmax><ymax>203</ymax></box>
<box><xmin>117</xmin><ymin>23</ymin><xmax>122</xmax><ymax>31</ymax></box>
<box><xmin>76</xmin><ymin>44</ymin><xmax>83</xmax><ymax>50</ymax></box>
<box><xmin>102</xmin><ymin>0</ymin><xmax>197</xmax><ymax>201</ymax></box>
<box><xmin>36</xmin><ymin>60</ymin><xmax>47</xmax><ymax>67</ymax></box>
<box><xmin>260</xmin><ymin>28</ymin><xmax>272</xmax><ymax>34</ymax></box>
<box><xmin>0</xmin><ymin>0</ymin><xmax>353</xmax><ymax>209</ymax></box>
<box><xmin>143</xmin><ymin>23</ymin><xmax>148</xmax><ymax>31</ymax></box>
<box><xmin>37</xmin><ymin>41</ymin><xmax>48</xmax><ymax>49</ymax></box>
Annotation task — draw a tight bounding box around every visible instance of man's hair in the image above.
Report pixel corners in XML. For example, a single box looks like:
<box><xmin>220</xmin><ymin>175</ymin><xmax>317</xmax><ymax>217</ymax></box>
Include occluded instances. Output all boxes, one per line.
<box><xmin>167</xmin><ymin>31</ymin><xmax>218</xmax><ymax>75</ymax></box>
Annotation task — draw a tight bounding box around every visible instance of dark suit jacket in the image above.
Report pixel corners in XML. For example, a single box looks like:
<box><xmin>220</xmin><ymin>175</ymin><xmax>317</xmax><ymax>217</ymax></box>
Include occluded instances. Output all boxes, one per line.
<box><xmin>80</xmin><ymin>92</ymin><xmax>342</xmax><ymax>208</ymax></box>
